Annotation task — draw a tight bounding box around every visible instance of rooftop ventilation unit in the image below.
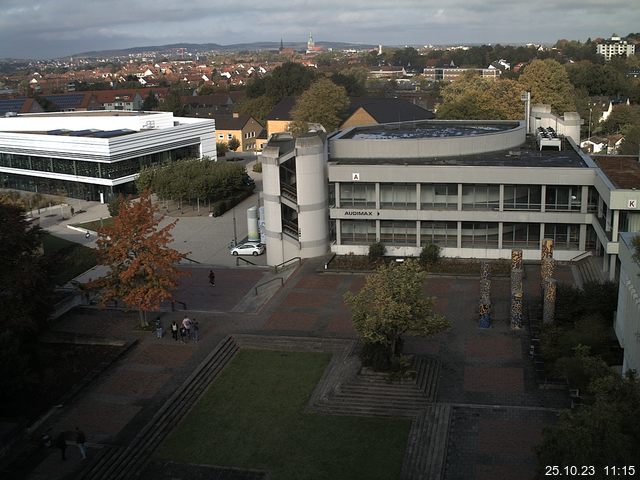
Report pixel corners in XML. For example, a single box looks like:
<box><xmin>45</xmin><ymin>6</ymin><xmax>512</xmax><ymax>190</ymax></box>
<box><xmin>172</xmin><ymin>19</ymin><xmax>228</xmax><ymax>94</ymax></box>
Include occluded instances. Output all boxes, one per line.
<box><xmin>536</xmin><ymin>127</ymin><xmax>562</xmax><ymax>151</ymax></box>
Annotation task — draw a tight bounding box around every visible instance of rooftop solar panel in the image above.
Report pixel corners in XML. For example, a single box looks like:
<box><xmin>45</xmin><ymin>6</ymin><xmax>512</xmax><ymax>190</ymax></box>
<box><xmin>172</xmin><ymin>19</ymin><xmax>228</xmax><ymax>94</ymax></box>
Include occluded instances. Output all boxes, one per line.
<box><xmin>90</xmin><ymin>129</ymin><xmax>136</xmax><ymax>138</ymax></box>
<box><xmin>0</xmin><ymin>98</ymin><xmax>26</xmax><ymax>115</ymax></box>
<box><xmin>44</xmin><ymin>94</ymin><xmax>85</xmax><ymax>110</ymax></box>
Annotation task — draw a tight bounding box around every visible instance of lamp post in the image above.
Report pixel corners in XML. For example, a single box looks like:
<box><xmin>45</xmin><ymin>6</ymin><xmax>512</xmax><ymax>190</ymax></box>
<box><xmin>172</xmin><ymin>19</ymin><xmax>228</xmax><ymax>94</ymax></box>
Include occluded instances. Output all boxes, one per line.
<box><xmin>588</xmin><ymin>107</ymin><xmax>592</xmax><ymax>142</ymax></box>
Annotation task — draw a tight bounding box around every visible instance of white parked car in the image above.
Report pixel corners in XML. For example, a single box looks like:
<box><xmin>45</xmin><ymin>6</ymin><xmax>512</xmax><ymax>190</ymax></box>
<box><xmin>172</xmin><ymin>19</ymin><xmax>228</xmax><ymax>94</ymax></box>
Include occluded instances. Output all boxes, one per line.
<box><xmin>230</xmin><ymin>242</ymin><xmax>265</xmax><ymax>256</ymax></box>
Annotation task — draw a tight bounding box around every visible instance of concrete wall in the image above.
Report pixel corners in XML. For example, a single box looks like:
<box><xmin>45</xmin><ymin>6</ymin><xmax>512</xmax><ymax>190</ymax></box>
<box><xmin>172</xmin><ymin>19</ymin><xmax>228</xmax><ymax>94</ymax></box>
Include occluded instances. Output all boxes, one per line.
<box><xmin>330</xmin><ymin>121</ymin><xmax>525</xmax><ymax>159</ymax></box>
<box><xmin>295</xmin><ymin>134</ymin><xmax>329</xmax><ymax>258</ymax></box>
<box><xmin>529</xmin><ymin>105</ymin><xmax>582</xmax><ymax>144</ymax></box>
<box><xmin>615</xmin><ymin>232</ymin><xmax>640</xmax><ymax>375</ymax></box>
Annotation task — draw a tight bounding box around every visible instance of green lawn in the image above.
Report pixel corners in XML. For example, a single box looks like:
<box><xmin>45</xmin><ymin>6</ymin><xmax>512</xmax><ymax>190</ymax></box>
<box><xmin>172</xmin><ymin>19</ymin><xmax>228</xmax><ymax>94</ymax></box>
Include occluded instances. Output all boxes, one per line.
<box><xmin>42</xmin><ymin>233</ymin><xmax>97</xmax><ymax>285</ymax></box>
<box><xmin>71</xmin><ymin>217</ymin><xmax>113</xmax><ymax>232</ymax></box>
<box><xmin>156</xmin><ymin>350</ymin><xmax>410</xmax><ymax>480</ymax></box>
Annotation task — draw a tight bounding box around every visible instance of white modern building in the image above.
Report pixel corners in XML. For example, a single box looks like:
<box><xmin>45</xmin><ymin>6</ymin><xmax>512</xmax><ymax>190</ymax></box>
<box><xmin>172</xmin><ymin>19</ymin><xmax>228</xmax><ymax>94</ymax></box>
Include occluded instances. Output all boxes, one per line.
<box><xmin>261</xmin><ymin>106</ymin><xmax>640</xmax><ymax>282</ymax></box>
<box><xmin>0</xmin><ymin>111</ymin><xmax>216</xmax><ymax>202</ymax></box>
<box><xmin>596</xmin><ymin>35</ymin><xmax>636</xmax><ymax>61</ymax></box>
<box><xmin>614</xmin><ymin>232</ymin><xmax>640</xmax><ymax>375</ymax></box>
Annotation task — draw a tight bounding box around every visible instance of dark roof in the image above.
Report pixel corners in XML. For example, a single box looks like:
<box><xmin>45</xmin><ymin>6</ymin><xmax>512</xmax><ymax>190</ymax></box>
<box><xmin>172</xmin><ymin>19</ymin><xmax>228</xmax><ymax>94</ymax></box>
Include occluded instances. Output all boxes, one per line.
<box><xmin>182</xmin><ymin>94</ymin><xmax>234</xmax><ymax>107</ymax></box>
<box><xmin>0</xmin><ymin>98</ymin><xmax>28</xmax><ymax>116</ymax></box>
<box><xmin>43</xmin><ymin>93</ymin><xmax>95</xmax><ymax>110</ymax></box>
<box><xmin>594</xmin><ymin>155</ymin><xmax>640</xmax><ymax>189</ymax></box>
<box><xmin>266</xmin><ymin>96</ymin><xmax>297</xmax><ymax>120</ymax></box>
<box><xmin>214</xmin><ymin>114</ymin><xmax>252</xmax><ymax>130</ymax></box>
<box><xmin>345</xmin><ymin>97</ymin><xmax>435</xmax><ymax>124</ymax></box>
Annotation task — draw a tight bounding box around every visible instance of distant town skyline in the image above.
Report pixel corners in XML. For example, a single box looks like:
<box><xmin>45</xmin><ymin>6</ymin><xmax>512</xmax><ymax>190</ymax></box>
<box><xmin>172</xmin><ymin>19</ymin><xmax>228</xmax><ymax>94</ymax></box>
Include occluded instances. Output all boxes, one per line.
<box><xmin>1</xmin><ymin>0</ymin><xmax>639</xmax><ymax>59</ymax></box>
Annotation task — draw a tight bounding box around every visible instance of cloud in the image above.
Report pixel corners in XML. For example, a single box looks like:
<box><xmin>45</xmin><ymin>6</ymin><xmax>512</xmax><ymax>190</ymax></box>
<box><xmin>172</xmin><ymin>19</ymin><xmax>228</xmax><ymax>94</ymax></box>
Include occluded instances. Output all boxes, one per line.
<box><xmin>0</xmin><ymin>0</ymin><xmax>638</xmax><ymax>58</ymax></box>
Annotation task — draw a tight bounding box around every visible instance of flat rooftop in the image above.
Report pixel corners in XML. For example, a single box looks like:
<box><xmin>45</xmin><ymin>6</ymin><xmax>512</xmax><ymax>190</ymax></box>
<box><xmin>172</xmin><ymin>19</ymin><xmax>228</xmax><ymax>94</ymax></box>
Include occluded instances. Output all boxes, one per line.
<box><xmin>594</xmin><ymin>155</ymin><xmax>640</xmax><ymax>189</ymax></box>
<box><xmin>342</xmin><ymin>122</ymin><xmax>517</xmax><ymax>140</ymax></box>
<box><xmin>330</xmin><ymin>135</ymin><xmax>588</xmax><ymax>168</ymax></box>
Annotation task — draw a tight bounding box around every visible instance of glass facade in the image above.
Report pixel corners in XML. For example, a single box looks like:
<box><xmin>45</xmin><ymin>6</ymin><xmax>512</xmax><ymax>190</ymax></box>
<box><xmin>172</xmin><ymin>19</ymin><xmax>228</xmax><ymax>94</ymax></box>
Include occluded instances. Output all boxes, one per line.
<box><xmin>380</xmin><ymin>184</ymin><xmax>416</xmax><ymax>209</ymax></box>
<box><xmin>462</xmin><ymin>184</ymin><xmax>500</xmax><ymax>210</ymax></box>
<box><xmin>461</xmin><ymin>222</ymin><xmax>499</xmax><ymax>248</ymax></box>
<box><xmin>341</xmin><ymin>220</ymin><xmax>376</xmax><ymax>245</ymax></box>
<box><xmin>544</xmin><ymin>223</ymin><xmax>580</xmax><ymax>250</ymax></box>
<box><xmin>502</xmin><ymin>223</ymin><xmax>541</xmax><ymax>248</ymax></box>
<box><xmin>421</xmin><ymin>183</ymin><xmax>458</xmax><ymax>210</ymax></box>
<box><xmin>380</xmin><ymin>220</ymin><xmax>416</xmax><ymax>246</ymax></box>
<box><xmin>0</xmin><ymin>144</ymin><xmax>200</xmax><ymax>201</ymax></box>
<box><xmin>0</xmin><ymin>145</ymin><xmax>199</xmax><ymax>181</ymax></box>
<box><xmin>339</xmin><ymin>183</ymin><xmax>376</xmax><ymax>208</ymax></box>
<box><xmin>420</xmin><ymin>221</ymin><xmax>457</xmax><ymax>247</ymax></box>
<box><xmin>503</xmin><ymin>185</ymin><xmax>542</xmax><ymax>211</ymax></box>
<box><xmin>545</xmin><ymin>185</ymin><xmax>582</xmax><ymax>211</ymax></box>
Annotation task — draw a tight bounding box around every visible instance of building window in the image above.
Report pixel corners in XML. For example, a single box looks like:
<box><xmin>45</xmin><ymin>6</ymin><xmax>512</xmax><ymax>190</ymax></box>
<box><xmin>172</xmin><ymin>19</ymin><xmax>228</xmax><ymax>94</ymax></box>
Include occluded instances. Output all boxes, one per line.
<box><xmin>420</xmin><ymin>221</ymin><xmax>457</xmax><ymax>247</ymax></box>
<box><xmin>544</xmin><ymin>223</ymin><xmax>580</xmax><ymax>250</ymax></box>
<box><xmin>380</xmin><ymin>220</ymin><xmax>416</xmax><ymax>246</ymax></box>
<box><xmin>461</xmin><ymin>222</ymin><xmax>499</xmax><ymax>248</ymax></box>
<box><xmin>502</xmin><ymin>223</ymin><xmax>540</xmax><ymax>248</ymax></box>
<box><xmin>587</xmin><ymin>187</ymin><xmax>598</xmax><ymax>213</ymax></box>
<box><xmin>218</xmin><ymin>134</ymin><xmax>224</xmax><ymax>139</ymax></box>
<box><xmin>462</xmin><ymin>184</ymin><xmax>500</xmax><ymax>210</ymax></box>
<box><xmin>380</xmin><ymin>183</ymin><xmax>416</xmax><ymax>209</ymax></box>
<box><xmin>421</xmin><ymin>183</ymin><xmax>458</xmax><ymax>210</ymax></box>
<box><xmin>503</xmin><ymin>185</ymin><xmax>542</xmax><ymax>211</ymax></box>
<box><xmin>341</xmin><ymin>220</ymin><xmax>376</xmax><ymax>245</ymax></box>
<box><xmin>339</xmin><ymin>182</ymin><xmax>376</xmax><ymax>208</ymax></box>
<box><xmin>545</xmin><ymin>186</ymin><xmax>581</xmax><ymax>211</ymax></box>
<box><xmin>227</xmin><ymin>134</ymin><xmax>233</xmax><ymax>140</ymax></box>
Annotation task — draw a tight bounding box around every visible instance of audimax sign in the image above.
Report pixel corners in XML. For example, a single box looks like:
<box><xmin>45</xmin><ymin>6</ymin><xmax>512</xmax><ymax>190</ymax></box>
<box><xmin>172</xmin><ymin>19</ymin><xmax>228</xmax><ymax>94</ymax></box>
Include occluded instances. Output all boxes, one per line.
<box><xmin>344</xmin><ymin>211</ymin><xmax>379</xmax><ymax>216</ymax></box>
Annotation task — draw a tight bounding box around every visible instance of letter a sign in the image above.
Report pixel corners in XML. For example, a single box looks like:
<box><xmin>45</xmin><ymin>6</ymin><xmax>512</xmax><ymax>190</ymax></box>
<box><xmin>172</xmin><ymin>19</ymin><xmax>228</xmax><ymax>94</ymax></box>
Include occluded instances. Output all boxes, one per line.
<box><xmin>629</xmin><ymin>199</ymin><xmax>637</xmax><ymax>209</ymax></box>
<box><xmin>352</xmin><ymin>173</ymin><xmax>360</xmax><ymax>181</ymax></box>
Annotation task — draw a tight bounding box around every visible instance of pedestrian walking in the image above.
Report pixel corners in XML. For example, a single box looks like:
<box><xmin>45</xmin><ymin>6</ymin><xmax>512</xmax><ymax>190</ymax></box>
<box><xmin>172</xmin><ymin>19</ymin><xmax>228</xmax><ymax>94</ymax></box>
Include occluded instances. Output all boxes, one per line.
<box><xmin>75</xmin><ymin>427</ymin><xmax>87</xmax><ymax>459</ymax></box>
<box><xmin>55</xmin><ymin>432</ymin><xmax>67</xmax><ymax>461</ymax></box>
<box><xmin>155</xmin><ymin>316</ymin><xmax>163</xmax><ymax>338</ymax></box>
<box><xmin>179</xmin><ymin>326</ymin><xmax>186</xmax><ymax>343</ymax></box>
<box><xmin>182</xmin><ymin>316</ymin><xmax>192</xmax><ymax>342</ymax></box>
<box><xmin>171</xmin><ymin>320</ymin><xmax>178</xmax><ymax>341</ymax></box>
<box><xmin>193</xmin><ymin>319</ymin><xmax>199</xmax><ymax>342</ymax></box>
<box><xmin>208</xmin><ymin>270</ymin><xmax>215</xmax><ymax>286</ymax></box>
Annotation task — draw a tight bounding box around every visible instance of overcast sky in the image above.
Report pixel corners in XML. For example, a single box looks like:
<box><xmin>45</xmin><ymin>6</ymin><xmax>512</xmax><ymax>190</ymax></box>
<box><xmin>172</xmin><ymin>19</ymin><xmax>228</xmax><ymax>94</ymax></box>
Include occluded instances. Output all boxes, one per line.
<box><xmin>1</xmin><ymin>0</ymin><xmax>638</xmax><ymax>59</ymax></box>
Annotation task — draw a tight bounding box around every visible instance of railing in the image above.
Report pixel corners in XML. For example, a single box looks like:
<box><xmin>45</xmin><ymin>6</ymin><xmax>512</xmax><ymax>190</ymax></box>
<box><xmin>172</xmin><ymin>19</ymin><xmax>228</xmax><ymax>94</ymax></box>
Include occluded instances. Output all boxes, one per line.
<box><xmin>569</xmin><ymin>251</ymin><xmax>592</xmax><ymax>263</ymax></box>
<box><xmin>236</xmin><ymin>256</ymin><xmax>257</xmax><ymax>266</ymax></box>
<box><xmin>274</xmin><ymin>257</ymin><xmax>301</xmax><ymax>273</ymax></box>
<box><xmin>254</xmin><ymin>277</ymin><xmax>284</xmax><ymax>295</ymax></box>
<box><xmin>181</xmin><ymin>256</ymin><xmax>201</xmax><ymax>264</ymax></box>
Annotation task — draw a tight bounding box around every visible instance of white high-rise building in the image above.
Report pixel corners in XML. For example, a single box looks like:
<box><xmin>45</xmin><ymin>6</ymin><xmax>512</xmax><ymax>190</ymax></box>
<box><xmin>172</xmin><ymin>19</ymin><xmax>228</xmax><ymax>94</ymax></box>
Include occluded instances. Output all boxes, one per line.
<box><xmin>596</xmin><ymin>35</ymin><xmax>636</xmax><ymax>61</ymax></box>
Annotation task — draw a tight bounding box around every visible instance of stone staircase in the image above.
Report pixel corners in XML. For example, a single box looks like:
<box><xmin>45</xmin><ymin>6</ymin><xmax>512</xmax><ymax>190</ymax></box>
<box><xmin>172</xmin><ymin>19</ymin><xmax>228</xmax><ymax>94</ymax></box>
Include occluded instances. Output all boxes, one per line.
<box><xmin>400</xmin><ymin>404</ymin><xmax>452</xmax><ymax>480</ymax></box>
<box><xmin>573</xmin><ymin>255</ymin><xmax>605</xmax><ymax>287</ymax></box>
<box><xmin>312</xmin><ymin>356</ymin><xmax>441</xmax><ymax>418</ymax></box>
<box><xmin>77</xmin><ymin>335</ymin><xmax>241</xmax><ymax>480</ymax></box>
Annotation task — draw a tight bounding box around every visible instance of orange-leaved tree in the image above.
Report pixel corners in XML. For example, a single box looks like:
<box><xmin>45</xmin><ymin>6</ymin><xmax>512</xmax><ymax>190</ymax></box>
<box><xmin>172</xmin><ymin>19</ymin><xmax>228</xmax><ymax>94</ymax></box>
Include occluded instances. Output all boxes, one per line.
<box><xmin>93</xmin><ymin>190</ymin><xmax>186</xmax><ymax>326</ymax></box>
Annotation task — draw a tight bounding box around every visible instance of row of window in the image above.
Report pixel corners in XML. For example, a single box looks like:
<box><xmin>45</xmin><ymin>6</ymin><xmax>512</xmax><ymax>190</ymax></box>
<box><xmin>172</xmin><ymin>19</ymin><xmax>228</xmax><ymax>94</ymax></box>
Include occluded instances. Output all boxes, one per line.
<box><xmin>335</xmin><ymin>183</ymin><xmax>598</xmax><ymax>212</ymax></box>
<box><xmin>0</xmin><ymin>145</ymin><xmax>199</xmax><ymax>180</ymax></box>
<box><xmin>339</xmin><ymin>220</ymin><xmax>588</xmax><ymax>250</ymax></box>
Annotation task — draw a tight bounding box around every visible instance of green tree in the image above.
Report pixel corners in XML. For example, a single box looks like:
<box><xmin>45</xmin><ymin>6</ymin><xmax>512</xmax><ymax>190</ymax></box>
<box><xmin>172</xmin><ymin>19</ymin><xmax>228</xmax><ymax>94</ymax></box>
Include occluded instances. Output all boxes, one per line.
<box><xmin>92</xmin><ymin>190</ymin><xmax>186</xmax><ymax>327</ymax></box>
<box><xmin>237</xmin><ymin>95</ymin><xmax>274</xmax><ymax>125</ymax></box>
<box><xmin>265</xmin><ymin>62</ymin><xmax>317</xmax><ymax>103</ymax></box>
<box><xmin>518</xmin><ymin>59</ymin><xmax>576</xmax><ymax>114</ymax></box>
<box><xmin>291</xmin><ymin>78</ymin><xmax>349</xmax><ymax>133</ymax></box>
<box><xmin>601</xmin><ymin>104</ymin><xmax>640</xmax><ymax>135</ymax></box>
<box><xmin>216</xmin><ymin>142</ymin><xmax>229</xmax><ymax>157</ymax></box>
<box><xmin>437</xmin><ymin>73</ymin><xmax>523</xmax><ymax>120</ymax></box>
<box><xmin>619</xmin><ymin>125</ymin><xmax>640</xmax><ymax>155</ymax></box>
<box><xmin>228</xmin><ymin>136</ymin><xmax>241</xmax><ymax>152</ymax></box>
<box><xmin>141</xmin><ymin>91</ymin><xmax>159</xmax><ymax>111</ymax></box>
<box><xmin>0</xmin><ymin>202</ymin><xmax>54</xmax><ymax>399</ymax></box>
<box><xmin>344</xmin><ymin>260</ymin><xmax>450</xmax><ymax>363</ymax></box>
<box><xmin>536</xmin><ymin>371</ymin><xmax>640</xmax><ymax>473</ymax></box>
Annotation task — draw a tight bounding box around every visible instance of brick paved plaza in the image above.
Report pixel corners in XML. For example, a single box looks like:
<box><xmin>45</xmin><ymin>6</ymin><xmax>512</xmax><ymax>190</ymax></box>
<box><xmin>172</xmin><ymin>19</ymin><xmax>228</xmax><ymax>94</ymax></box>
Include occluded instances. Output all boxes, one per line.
<box><xmin>20</xmin><ymin>259</ymin><xmax>574</xmax><ymax>480</ymax></box>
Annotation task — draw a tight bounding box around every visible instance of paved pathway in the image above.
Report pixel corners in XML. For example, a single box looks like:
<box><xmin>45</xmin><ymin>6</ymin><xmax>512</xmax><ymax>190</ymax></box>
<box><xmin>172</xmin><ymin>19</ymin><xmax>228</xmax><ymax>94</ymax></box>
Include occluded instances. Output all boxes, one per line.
<box><xmin>13</xmin><ymin>256</ymin><xmax>576</xmax><ymax>480</ymax></box>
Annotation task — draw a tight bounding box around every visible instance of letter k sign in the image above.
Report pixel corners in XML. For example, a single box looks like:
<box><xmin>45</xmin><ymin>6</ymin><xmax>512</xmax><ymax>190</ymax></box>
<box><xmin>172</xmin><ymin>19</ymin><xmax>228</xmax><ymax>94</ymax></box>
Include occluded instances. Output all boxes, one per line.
<box><xmin>629</xmin><ymin>199</ymin><xmax>637</xmax><ymax>209</ymax></box>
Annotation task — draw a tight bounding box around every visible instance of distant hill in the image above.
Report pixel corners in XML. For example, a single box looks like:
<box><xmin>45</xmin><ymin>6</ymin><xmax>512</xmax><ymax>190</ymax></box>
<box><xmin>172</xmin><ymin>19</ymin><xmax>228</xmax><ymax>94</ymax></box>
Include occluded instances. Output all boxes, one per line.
<box><xmin>71</xmin><ymin>41</ymin><xmax>377</xmax><ymax>58</ymax></box>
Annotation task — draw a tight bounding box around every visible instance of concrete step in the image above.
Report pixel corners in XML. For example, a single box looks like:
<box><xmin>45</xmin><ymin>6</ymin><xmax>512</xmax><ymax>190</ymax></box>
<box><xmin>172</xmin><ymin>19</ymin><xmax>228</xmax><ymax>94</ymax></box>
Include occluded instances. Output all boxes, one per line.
<box><xmin>312</xmin><ymin>404</ymin><xmax>420</xmax><ymax>418</ymax></box>
<box><xmin>78</xmin><ymin>336</ymin><xmax>240</xmax><ymax>480</ymax></box>
<box><xmin>401</xmin><ymin>404</ymin><xmax>451</xmax><ymax>480</ymax></box>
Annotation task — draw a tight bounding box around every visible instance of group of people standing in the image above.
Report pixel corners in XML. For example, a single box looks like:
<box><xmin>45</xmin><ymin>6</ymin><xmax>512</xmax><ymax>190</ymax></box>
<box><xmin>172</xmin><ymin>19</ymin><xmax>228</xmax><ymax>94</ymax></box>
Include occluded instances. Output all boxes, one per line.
<box><xmin>169</xmin><ymin>316</ymin><xmax>199</xmax><ymax>343</ymax></box>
